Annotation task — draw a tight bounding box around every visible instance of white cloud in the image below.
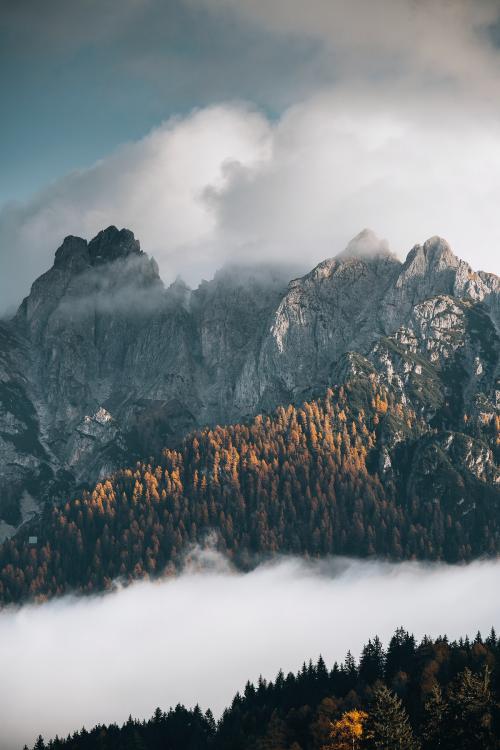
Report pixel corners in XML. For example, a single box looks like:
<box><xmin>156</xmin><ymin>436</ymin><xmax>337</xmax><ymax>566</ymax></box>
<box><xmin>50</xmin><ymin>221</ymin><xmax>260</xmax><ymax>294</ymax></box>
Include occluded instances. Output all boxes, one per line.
<box><xmin>210</xmin><ymin>89</ymin><xmax>500</xmax><ymax>275</ymax></box>
<box><xmin>2</xmin><ymin>3</ymin><xmax>500</xmax><ymax>313</ymax></box>
<box><xmin>0</xmin><ymin>104</ymin><xmax>271</xmax><ymax>313</ymax></box>
<box><xmin>1</xmin><ymin>552</ymin><xmax>499</xmax><ymax>749</ymax></box>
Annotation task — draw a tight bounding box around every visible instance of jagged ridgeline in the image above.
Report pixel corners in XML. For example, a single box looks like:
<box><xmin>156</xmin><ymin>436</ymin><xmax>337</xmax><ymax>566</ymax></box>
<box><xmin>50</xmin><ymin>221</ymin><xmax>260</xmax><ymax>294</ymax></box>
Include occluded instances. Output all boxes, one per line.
<box><xmin>1</xmin><ymin>373</ymin><xmax>498</xmax><ymax>604</ymax></box>
<box><xmin>26</xmin><ymin>627</ymin><xmax>500</xmax><ymax>750</ymax></box>
<box><xmin>0</xmin><ymin>226</ymin><xmax>499</xmax><ymax>601</ymax></box>
<box><xmin>1</xmin><ymin>226</ymin><xmax>499</xmax><ymax>535</ymax></box>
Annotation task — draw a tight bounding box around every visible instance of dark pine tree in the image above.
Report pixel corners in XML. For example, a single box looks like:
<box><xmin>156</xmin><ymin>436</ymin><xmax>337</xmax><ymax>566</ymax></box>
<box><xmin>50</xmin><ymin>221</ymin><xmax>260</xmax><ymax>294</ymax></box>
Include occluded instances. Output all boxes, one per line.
<box><xmin>421</xmin><ymin>682</ymin><xmax>446</xmax><ymax>750</ymax></box>
<box><xmin>444</xmin><ymin>667</ymin><xmax>495</xmax><ymax>750</ymax></box>
<box><xmin>364</xmin><ymin>684</ymin><xmax>419</xmax><ymax>750</ymax></box>
<box><xmin>359</xmin><ymin>636</ymin><xmax>385</xmax><ymax>685</ymax></box>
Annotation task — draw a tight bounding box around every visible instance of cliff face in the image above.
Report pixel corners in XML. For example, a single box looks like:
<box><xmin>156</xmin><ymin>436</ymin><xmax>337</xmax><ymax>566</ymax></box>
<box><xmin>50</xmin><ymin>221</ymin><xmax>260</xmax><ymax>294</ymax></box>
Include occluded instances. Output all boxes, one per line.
<box><xmin>0</xmin><ymin>226</ymin><xmax>498</xmax><ymax>531</ymax></box>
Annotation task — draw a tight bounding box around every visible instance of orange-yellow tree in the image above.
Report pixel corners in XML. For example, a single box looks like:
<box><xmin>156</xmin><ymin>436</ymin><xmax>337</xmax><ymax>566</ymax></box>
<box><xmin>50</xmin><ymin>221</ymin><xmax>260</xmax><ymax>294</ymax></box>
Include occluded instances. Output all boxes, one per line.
<box><xmin>322</xmin><ymin>709</ymin><xmax>368</xmax><ymax>750</ymax></box>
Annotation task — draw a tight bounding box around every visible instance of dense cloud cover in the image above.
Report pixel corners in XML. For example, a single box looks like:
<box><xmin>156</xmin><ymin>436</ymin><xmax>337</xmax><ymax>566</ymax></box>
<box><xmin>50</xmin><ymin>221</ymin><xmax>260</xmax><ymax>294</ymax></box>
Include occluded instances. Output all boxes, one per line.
<box><xmin>198</xmin><ymin>0</ymin><xmax>500</xmax><ymax>94</ymax></box>
<box><xmin>1</xmin><ymin>552</ymin><xmax>499</xmax><ymax>749</ymax></box>
<box><xmin>2</xmin><ymin>0</ymin><xmax>500</xmax><ymax>313</ymax></box>
<box><xmin>2</xmin><ymin>92</ymin><xmax>500</xmax><ymax>315</ymax></box>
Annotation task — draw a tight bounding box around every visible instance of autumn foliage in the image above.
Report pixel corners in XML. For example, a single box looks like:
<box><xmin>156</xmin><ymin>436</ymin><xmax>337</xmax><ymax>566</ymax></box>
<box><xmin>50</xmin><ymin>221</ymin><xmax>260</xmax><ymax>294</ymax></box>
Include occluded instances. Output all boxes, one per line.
<box><xmin>322</xmin><ymin>708</ymin><xmax>367</xmax><ymax>749</ymax></box>
<box><xmin>0</xmin><ymin>376</ymin><xmax>498</xmax><ymax>604</ymax></box>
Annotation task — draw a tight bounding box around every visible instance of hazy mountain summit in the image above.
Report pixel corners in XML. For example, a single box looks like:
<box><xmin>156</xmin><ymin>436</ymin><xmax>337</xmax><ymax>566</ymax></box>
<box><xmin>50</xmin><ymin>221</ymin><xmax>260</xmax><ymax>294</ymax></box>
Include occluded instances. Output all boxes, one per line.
<box><xmin>0</xmin><ymin>226</ymin><xmax>498</xmax><ymax>536</ymax></box>
<box><xmin>339</xmin><ymin>227</ymin><xmax>394</xmax><ymax>259</ymax></box>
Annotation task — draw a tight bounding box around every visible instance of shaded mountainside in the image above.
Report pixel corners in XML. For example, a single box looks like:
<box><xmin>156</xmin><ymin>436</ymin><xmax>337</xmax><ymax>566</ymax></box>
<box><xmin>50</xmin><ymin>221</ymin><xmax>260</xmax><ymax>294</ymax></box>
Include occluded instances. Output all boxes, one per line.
<box><xmin>1</xmin><ymin>376</ymin><xmax>498</xmax><ymax>604</ymax></box>
<box><xmin>27</xmin><ymin>627</ymin><xmax>500</xmax><ymax>750</ymax></box>
<box><xmin>0</xmin><ymin>226</ymin><xmax>498</xmax><ymax>538</ymax></box>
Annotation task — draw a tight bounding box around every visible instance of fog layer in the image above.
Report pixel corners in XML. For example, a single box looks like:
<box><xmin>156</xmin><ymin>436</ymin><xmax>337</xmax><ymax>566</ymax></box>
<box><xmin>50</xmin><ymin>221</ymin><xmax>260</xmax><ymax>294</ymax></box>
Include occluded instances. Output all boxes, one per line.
<box><xmin>1</xmin><ymin>553</ymin><xmax>499</xmax><ymax>749</ymax></box>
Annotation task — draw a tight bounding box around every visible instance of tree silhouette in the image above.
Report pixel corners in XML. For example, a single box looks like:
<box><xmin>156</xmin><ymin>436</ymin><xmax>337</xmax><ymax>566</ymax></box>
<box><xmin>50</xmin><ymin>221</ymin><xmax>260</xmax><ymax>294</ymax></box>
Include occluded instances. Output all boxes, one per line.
<box><xmin>364</xmin><ymin>684</ymin><xmax>419</xmax><ymax>750</ymax></box>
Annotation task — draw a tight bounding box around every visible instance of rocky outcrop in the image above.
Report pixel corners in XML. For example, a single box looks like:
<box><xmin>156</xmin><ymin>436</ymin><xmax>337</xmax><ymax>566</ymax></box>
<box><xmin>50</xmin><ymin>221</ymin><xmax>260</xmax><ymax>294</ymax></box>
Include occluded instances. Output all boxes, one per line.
<box><xmin>0</xmin><ymin>225</ymin><xmax>498</xmax><ymax>530</ymax></box>
<box><xmin>0</xmin><ymin>323</ymin><xmax>46</xmax><ymax>526</ymax></box>
<box><xmin>257</xmin><ymin>230</ymin><xmax>401</xmax><ymax>403</ymax></box>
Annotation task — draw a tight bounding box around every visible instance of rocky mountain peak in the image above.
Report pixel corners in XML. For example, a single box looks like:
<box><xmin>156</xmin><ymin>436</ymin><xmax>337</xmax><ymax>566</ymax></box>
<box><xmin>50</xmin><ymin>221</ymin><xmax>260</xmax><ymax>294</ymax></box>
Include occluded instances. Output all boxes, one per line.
<box><xmin>87</xmin><ymin>226</ymin><xmax>141</xmax><ymax>265</ymax></box>
<box><xmin>402</xmin><ymin>236</ymin><xmax>461</xmax><ymax>278</ymax></box>
<box><xmin>53</xmin><ymin>235</ymin><xmax>89</xmax><ymax>271</ymax></box>
<box><xmin>422</xmin><ymin>235</ymin><xmax>458</xmax><ymax>266</ymax></box>
<box><xmin>53</xmin><ymin>227</ymin><xmax>142</xmax><ymax>273</ymax></box>
<box><xmin>166</xmin><ymin>276</ymin><xmax>192</xmax><ymax>308</ymax></box>
<box><xmin>395</xmin><ymin>235</ymin><xmax>492</xmax><ymax>306</ymax></box>
<box><xmin>340</xmin><ymin>228</ymin><xmax>394</xmax><ymax>260</ymax></box>
<box><xmin>1</xmin><ymin>226</ymin><xmax>498</xmax><ymax>537</ymax></box>
<box><xmin>307</xmin><ymin>230</ymin><xmax>398</xmax><ymax>284</ymax></box>
<box><xmin>14</xmin><ymin>226</ymin><xmax>160</xmax><ymax>343</ymax></box>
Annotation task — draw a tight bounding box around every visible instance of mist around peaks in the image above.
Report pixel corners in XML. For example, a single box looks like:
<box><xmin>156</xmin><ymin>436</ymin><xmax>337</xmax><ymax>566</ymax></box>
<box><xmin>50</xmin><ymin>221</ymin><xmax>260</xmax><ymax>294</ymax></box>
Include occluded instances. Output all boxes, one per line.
<box><xmin>2</xmin><ymin>94</ymin><xmax>500</xmax><ymax>315</ymax></box>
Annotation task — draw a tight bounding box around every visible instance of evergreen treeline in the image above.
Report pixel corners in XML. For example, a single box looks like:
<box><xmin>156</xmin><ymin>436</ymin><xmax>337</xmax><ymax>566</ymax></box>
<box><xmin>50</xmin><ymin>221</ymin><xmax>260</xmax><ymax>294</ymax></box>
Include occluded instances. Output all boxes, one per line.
<box><xmin>26</xmin><ymin>626</ymin><xmax>500</xmax><ymax>750</ymax></box>
<box><xmin>1</xmin><ymin>376</ymin><xmax>499</xmax><ymax>604</ymax></box>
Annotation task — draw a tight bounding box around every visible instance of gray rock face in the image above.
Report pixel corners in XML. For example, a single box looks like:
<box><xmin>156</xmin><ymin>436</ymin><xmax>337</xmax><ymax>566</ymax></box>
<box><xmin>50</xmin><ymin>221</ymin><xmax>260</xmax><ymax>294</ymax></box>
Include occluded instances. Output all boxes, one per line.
<box><xmin>382</xmin><ymin>236</ymin><xmax>494</xmax><ymax>330</ymax></box>
<box><xmin>1</xmin><ymin>225</ymin><xmax>498</xmax><ymax>529</ymax></box>
<box><xmin>258</xmin><ymin>231</ymin><xmax>401</xmax><ymax>402</ymax></box>
<box><xmin>0</xmin><ymin>323</ymin><xmax>47</xmax><ymax>526</ymax></box>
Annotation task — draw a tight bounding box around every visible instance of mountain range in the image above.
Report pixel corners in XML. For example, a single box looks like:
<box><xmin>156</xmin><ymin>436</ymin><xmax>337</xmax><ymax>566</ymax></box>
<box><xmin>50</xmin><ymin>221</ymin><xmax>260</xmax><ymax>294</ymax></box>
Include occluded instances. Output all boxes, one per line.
<box><xmin>0</xmin><ymin>226</ymin><xmax>498</xmax><ymax>554</ymax></box>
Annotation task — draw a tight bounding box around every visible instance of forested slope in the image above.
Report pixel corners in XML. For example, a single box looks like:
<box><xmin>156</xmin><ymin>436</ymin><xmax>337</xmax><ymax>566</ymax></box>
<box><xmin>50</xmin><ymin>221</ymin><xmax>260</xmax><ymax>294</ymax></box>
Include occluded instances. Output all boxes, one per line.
<box><xmin>2</xmin><ymin>375</ymin><xmax>498</xmax><ymax>605</ymax></box>
<box><xmin>2</xmin><ymin>228</ymin><xmax>499</xmax><ymax>541</ymax></box>
<box><xmin>27</xmin><ymin>627</ymin><xmax>500</xmax><ymax>750</ymax></box>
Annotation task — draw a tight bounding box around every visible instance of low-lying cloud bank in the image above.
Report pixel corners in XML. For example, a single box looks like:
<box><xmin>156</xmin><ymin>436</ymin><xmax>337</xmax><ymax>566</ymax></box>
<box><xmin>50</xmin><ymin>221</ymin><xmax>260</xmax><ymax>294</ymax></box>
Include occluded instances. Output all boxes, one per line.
<box><xmin>1</xmin><ymin>553</ymin><xmax>499</xmax><ymax>749</ymax></box>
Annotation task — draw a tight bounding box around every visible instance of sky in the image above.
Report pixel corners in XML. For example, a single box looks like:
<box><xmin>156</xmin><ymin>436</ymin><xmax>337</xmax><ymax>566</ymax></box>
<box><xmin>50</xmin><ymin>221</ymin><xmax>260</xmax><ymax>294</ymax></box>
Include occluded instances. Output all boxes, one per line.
<box><xmin>2</xmin><ymin>8</ymin><xmax>500</xmax><ymax>745</ymax></box>
<box><xmin>1</xmin><ymin>0</ymin><xmax>500</xmax><ymax>312</ymax></box>
<box><xmin>1</xmin><ymin>551</ymin><xmax>500</xmax><ymax>749</ymax></box>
